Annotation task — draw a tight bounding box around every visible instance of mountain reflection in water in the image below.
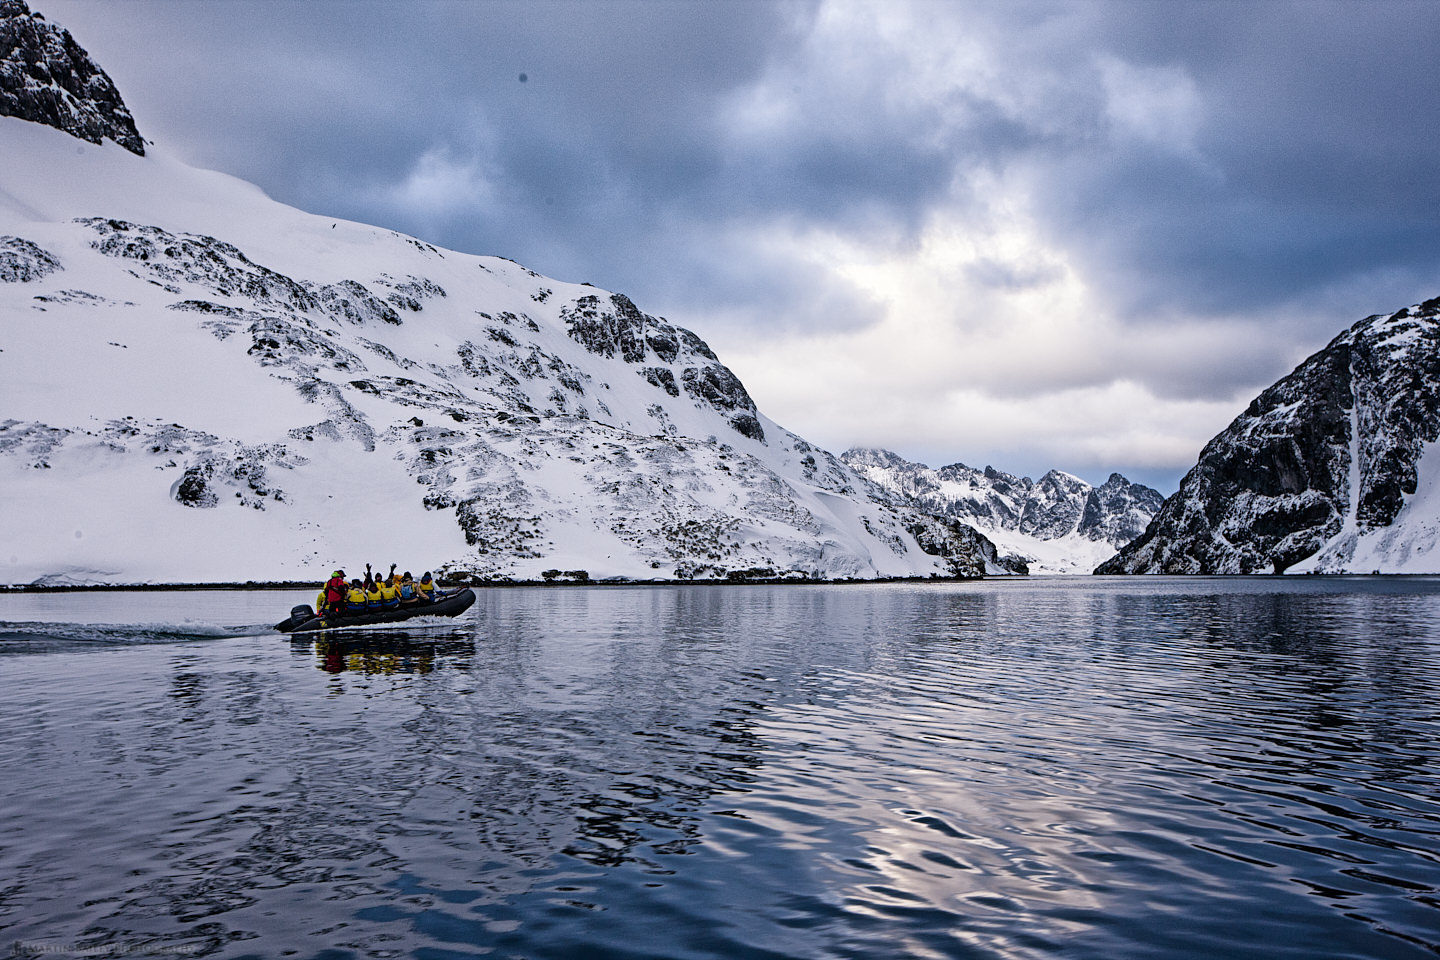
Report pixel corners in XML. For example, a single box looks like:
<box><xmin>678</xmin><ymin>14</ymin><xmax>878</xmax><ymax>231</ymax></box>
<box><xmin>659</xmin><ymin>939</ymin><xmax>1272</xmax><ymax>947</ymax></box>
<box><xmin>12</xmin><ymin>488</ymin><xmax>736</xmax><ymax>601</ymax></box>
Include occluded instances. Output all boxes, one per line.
<box><xmin>0</xmin><ymin>578</ymin><xmax>1437</xmax><ymax>960</ymax></box>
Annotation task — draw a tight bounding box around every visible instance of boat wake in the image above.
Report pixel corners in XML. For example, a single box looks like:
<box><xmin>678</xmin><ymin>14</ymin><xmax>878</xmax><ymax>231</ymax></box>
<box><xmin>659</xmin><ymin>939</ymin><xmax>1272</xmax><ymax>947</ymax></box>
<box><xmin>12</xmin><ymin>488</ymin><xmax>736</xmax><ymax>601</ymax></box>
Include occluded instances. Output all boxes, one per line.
<box><xmin>0</xmin><ymin>620</ymin><xmax>265</xmax><ymax>652</ymax></box>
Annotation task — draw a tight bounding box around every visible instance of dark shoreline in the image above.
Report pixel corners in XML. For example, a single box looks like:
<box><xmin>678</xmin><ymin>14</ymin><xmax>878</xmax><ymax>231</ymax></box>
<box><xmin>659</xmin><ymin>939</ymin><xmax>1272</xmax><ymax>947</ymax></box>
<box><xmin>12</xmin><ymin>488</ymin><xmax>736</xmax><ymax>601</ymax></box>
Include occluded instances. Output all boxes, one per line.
<box><xmin>2</xmin><ymin>572</ymin><xmax>1426</xmax><ymax>593</ymax></box>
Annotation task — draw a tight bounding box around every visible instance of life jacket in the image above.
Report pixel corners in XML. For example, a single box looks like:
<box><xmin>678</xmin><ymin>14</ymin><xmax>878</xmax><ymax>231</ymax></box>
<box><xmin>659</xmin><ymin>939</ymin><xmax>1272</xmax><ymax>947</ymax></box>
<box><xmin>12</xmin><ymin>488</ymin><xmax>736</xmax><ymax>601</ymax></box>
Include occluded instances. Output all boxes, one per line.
<box><xmin>365</xmin><ymin>584</ymin><xmax>382</xmax><ymax>609</ymax></box>
<box><xmin>316</xmin><ymin>590</ymin><xmax>326</xmax><ymax>611</ymax></box>
<box><xmin>379</xmin><ymin>581</ymin><xmax>400</xmax><ymax>608</ymax></box>
<box><xmin>417</xmin><ymin>578</ymin><xmax>433</xmax><ymax>599</ymax></box>
<box><xmin>346</xmin><ymin>586</ymin><xmax>366</xmax><ymax>610</ymax></box>
<box><xmin>399</xmin><ymin>579</ymin><xmax>416</xmax><ymax>600</ymax></box>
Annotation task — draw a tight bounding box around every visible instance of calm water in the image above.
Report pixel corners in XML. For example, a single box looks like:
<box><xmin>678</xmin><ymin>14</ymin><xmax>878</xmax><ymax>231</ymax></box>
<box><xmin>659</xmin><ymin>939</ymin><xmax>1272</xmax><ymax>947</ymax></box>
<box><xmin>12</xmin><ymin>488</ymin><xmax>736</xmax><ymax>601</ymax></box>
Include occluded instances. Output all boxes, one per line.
<box><xmin>1</xmin><ymin>578</ymin><xmax>1438</xmax><ymax>959</ymax></box>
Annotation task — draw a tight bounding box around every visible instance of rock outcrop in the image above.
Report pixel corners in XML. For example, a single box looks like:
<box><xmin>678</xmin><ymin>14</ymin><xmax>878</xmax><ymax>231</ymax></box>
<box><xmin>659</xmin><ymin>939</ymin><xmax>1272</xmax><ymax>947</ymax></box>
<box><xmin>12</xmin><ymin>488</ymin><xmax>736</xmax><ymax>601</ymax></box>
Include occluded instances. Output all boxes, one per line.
<box><xmin>0</xmin><ymin>0</ymin><xmax>144</xmax><ymax>154</ymax></box>
<box><xmin>1098</xmin><ymin>299</ymin><xmax>1440</xmax><ymax>574</ymax></box>
<box><xmin>0</xmin><ymin>234</ymin><xmax>61</xmax><ymax>282</ymax></box>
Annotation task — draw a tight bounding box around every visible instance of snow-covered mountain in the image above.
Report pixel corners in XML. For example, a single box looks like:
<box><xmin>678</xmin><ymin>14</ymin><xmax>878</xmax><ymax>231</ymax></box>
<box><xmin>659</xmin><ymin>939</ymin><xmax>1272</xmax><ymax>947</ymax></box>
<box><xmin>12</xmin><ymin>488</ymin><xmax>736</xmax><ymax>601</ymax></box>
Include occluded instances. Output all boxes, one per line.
<box><xmin>1098</xmin><ymin>300</ymin><xmax>1440</xmax><ymax>574</ymax></box>
<box><xmin>841</xmin><ymin>448</ymin><xmax>1163</xmax><ymax>574</ymax></box>
<box><xmin>0</xmin><ymin>1</ymin><xmax>1014</xmax><ymax>585</ymax></box>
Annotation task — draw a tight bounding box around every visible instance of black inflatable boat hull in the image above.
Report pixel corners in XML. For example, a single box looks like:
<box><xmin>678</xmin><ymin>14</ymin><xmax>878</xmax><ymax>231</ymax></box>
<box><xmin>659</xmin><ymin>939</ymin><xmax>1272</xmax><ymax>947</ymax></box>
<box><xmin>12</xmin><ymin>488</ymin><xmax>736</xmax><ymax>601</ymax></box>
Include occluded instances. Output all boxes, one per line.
<box><xmin>275</xmin><ymin>588</ymin><xmax>476</xmax><ymax>633</ymax></box>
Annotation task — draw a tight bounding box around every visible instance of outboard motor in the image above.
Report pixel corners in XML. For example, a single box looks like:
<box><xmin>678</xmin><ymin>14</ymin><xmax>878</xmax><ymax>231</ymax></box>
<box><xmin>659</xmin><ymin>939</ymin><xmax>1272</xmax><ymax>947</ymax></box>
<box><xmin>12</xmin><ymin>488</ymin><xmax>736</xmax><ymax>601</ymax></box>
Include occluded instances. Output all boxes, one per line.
<box><xmin>274</xmin><ymin>604</ymin><xmax>316</xmax><ymax>633</ymax></box>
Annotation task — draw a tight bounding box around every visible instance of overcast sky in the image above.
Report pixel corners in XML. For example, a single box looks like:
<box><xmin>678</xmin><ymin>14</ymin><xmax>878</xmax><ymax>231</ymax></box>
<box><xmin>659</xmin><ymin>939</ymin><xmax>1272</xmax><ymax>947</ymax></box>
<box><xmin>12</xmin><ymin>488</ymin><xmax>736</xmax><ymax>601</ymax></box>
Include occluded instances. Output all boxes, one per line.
<box><xmin>41</xmin><ymin>0</ymin><xmax>1440</xmax><ymax>490</ymax></box>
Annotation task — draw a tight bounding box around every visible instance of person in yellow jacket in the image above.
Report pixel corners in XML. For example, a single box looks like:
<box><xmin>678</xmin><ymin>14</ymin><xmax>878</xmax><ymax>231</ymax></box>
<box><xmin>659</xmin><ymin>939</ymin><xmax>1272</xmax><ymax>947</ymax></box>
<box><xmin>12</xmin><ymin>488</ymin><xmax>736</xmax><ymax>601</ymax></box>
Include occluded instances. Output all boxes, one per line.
<box><xmin>345</xmin><ymin>579</ymin><xmax>366</xmax><ymax>614</ymax></box>
<box><xmin>365</xmin><ymin>578</ymin><xmax>383</xmax><ymax>611</ymax></box>
<box><xmin>378</xmin><ymin>576</ymin><xmax>400</xmax><ymax>610</ymax></box>
<box><xmin>416</xmin><ymin>572</ymin><xmax>435</xmax><ymax>601</ymax></box>
<box><xmin>398</xmin><ymin>572</ymin><xmax>419</xmax><ymax>605</ymax></box>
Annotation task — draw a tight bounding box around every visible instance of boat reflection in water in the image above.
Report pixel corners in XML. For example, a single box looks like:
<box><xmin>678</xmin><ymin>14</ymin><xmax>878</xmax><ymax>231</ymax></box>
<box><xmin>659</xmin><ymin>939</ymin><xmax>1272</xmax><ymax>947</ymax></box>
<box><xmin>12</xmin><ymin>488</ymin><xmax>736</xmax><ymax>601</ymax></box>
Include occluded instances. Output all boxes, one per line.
<box><xmin>289</xmin><ymin>629</ymin><xmax>477</xmax><ymax>675</ymax></box>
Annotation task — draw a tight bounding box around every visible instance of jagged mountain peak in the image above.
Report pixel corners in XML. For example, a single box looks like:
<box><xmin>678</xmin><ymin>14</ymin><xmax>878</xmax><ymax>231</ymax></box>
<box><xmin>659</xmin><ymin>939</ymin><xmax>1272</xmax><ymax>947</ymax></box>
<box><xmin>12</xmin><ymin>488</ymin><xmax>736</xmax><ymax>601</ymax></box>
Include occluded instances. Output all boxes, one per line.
<box><xmin>1039</xmin><ymin>467</ymin><xmax>1084</xmax><ymax>485</ymax></box>
<box><xmin>1099</xmin><ymin>298</ymin><xmax>1440</xmax><ymax>574</ymax></box>
<box><xmin>839</xmin><ymin>446</ymin><xmax>920</xmax><ymax>471</ymax></box>
<box><xmin>0</xmin><ymin>0</ymin><xmax>145</xmax><ymax>155</ymax></box>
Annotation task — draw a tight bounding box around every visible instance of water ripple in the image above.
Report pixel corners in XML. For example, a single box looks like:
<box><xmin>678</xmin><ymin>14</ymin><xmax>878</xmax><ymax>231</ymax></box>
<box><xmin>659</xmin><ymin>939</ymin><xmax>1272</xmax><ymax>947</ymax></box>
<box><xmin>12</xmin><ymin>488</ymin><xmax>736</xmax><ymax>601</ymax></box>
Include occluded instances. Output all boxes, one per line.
<box><xmin>1</xmin><ymin>579</ymin><xmax>1438</xmax><ymax>958</ymax></box>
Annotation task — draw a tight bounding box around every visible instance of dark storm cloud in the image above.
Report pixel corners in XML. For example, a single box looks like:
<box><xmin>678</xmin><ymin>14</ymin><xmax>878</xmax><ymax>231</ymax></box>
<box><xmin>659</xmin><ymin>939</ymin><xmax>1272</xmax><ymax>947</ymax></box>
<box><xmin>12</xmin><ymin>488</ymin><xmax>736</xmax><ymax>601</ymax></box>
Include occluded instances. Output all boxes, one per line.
<box><xmin>41</xmin><ymin>0</ymin><xmax>1440</xmax><ymax>326</ymax></box>
<box><xmin>47</xmin><ymin>0</ymin><xmax>931</xmax><ymax>332</ymax></box>
<box><xmin>1017</xmin><ymin>0</ymin><xmax>1440</xmax><ymax>321</ymax></box>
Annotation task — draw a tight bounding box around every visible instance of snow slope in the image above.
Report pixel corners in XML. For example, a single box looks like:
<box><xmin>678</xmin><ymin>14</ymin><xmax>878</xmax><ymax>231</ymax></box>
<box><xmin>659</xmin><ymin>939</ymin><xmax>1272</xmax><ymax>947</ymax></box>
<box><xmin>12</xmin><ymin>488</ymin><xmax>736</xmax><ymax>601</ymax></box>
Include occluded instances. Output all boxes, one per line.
<box><xmin>0</xmin><ymin>117</ymin><xmax>1008</xmax><ymax>584</ymax></box>
<box><xmin>1290</xmin><ymin>440</ymin><xmax>1440</xmax><ymax>574</ymax></box>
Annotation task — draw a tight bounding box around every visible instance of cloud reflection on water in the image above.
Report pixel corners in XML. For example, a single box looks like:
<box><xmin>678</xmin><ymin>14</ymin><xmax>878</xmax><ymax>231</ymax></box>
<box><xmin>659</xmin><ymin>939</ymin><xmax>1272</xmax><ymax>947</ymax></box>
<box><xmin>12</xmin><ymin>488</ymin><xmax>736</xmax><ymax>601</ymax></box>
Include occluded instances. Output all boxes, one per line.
<box><xmin>1</xmin><ymin>580</ymin><xmax>1438</xmax><ymax>958</ymax></box>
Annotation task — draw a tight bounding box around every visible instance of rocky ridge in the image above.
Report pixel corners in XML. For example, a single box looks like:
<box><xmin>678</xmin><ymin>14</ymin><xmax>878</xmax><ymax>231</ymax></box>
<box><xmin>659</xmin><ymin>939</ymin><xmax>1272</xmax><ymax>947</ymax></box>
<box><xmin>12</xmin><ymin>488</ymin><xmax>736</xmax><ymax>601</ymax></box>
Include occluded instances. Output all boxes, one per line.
<box><xmin>1098</xmin><ymin>299</ymin><xmax>1440</xmax><ymax>574</ymax></box>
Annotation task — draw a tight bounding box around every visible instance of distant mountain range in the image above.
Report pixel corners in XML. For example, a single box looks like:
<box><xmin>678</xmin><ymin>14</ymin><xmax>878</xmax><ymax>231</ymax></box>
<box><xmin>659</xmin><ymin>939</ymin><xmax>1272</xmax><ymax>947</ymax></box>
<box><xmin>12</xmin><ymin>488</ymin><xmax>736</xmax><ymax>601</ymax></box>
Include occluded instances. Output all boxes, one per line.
<box><xmin>842</xmin><ymin>449</ymin><xmax>1163</xmax><ymax>574</ymax></box>
<box><xmin>0</xmin><ymin>0</ymin><xmax>1019</xmax><ymax>585</ymax></box>
<box><xmin>1099</xmin><ymin>302</ymin><xmax>1440</xmax><ymax>574</ymax></box>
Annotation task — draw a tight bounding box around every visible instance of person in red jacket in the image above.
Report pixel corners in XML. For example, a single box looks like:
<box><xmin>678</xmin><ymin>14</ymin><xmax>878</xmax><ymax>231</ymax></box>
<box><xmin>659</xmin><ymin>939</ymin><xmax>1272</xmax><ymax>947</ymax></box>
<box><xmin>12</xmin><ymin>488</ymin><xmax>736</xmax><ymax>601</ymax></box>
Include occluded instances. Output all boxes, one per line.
<box><xmin>322</xmin><ymin>569</ymin><xmax>347</xmax><ymax>619</ymax></box>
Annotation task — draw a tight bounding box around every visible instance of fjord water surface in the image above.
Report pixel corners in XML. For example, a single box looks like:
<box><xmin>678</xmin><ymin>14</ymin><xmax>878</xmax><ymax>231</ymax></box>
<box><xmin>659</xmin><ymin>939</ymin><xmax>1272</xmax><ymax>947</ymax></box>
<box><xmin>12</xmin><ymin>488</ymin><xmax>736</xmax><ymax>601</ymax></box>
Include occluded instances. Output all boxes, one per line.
<box><xmin>1</xmin><ymin>578</ymin><xmax>1438</xmax><ymax>959</ymax></box>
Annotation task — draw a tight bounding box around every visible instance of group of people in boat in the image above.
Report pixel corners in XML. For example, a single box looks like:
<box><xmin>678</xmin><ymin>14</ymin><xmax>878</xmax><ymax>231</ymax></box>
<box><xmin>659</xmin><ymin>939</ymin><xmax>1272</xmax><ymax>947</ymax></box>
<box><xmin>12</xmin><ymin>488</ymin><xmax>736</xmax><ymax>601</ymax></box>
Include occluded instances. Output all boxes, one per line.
<box><xmin>318</xmin><ymin>564</ymin><xmax>443</xmax><ymax>619</ymax></box>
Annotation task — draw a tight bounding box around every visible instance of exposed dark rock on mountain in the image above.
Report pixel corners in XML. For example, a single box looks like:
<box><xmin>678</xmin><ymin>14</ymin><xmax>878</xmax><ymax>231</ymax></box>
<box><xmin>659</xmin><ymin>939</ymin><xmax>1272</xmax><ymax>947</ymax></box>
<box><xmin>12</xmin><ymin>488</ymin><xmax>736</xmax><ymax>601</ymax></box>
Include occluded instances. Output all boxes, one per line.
<box><xmin>562</xmin><ymin>293</ymin><xmax>647</xmax><ymax>363</ymax></box>
<box><xmin>905</xmin><ymin>514</ymin><xmax>1029</xmax><ymax>577</ymax></box>
<box><xmin>0</xmin><ymin>0</ymin><xmax>144</xmax><ymax>154</ymax></box>
<box><xmin>1098</xmin><ymin>299</ymin><xmax>1440</xmax><ymax>574</ymax></box>
<box><xmin>0</xmin><ymin>235</ymin><xmax>61</xmax><ymax>281</ymax></box>
<box><xmin>1081</xmin><ymin>473</ymin><xmax>1166</xmax><ymax>545</ymax></box>
<box><xmin>642</xmin><ymin>367</ymin><xmax>679</xmax><ymax>397</ymax></box>
<box><xmin>559</xmin><ymin>290</ymin><xmax>763</xmax><ymax>441</ymax></box>
<box><xmin>1019</xmin><ymin>469</ymin><xmax>1090</xmax><ymax>540</ymax></box>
